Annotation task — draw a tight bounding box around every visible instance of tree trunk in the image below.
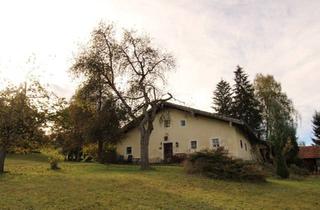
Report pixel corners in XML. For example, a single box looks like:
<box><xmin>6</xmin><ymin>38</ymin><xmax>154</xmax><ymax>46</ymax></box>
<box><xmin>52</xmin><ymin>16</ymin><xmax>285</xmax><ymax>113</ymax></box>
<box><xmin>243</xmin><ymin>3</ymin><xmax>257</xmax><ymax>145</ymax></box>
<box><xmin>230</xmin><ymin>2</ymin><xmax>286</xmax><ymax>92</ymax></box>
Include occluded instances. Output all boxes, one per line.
<box><xmin>0</xmin><ymin>148</ymin><xmax>6</xmax><ymax>174</ymax></box>
<box><xmin>275</xmin><ymin>150</ymin><xmax>289</xmax><ymax>179</ymax></box>
<box><xmin>140</xmin><ymin>129</ymin><xmax>150</xmax><ymax>170</ymax></box>
<box><xmin>76</xmin><ymin>149</ymin><xmax>81</xmax><ymax>162</ymax></box>
<box><xmin>97</xmin><ymin>139</ymin><xmax>104</xmax><ymax>163</ymax></box>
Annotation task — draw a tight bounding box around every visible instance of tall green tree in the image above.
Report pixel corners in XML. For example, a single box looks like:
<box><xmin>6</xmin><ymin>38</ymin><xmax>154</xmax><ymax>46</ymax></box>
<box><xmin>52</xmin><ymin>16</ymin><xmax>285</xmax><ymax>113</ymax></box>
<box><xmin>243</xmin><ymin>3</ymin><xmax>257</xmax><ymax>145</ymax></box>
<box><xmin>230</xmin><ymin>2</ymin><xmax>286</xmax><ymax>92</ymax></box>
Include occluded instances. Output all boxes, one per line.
<box><xmin>0</xmin><ymin>82</ymin><xmax>50</xmax><ymax>173</ymax></box>
<box><xmin>52</xmin><ymin>84</ymin><xmax>125</xmax><ymax>162</ymax></box>
<box><xmin>71</xmin><ymin>23</ymin><xmax>175</xmax><ymax>170</ymax></box>
<box><xmin>77</xmin><ymin>79</ymin><xmax>125</xmax><ymax>162</ymax></box>
<box><xmin>212</xmin><ymin>79</ymin><xmax>233</xmax><ymax>117</ymax></box>
<box><xmin>232</xmin><ymin>66</ymin><xmax>262</xmax><ymax>130</ymax></box>
<box><xmin>84</xmin><ymin>99</ymin><xmax>125</xmax><ymax>162</ymax></box>
<box><xmin>254</xmin><ymin>74</ymin><xmax>298</xmax><ymax>178</ymax></box>
<box><xmin>312</xmin><ymin>111</ymin><xmax>320</xmax><ymax>145</ymax></box>
<box><xmin>53</xmin><ymin>96</ymin><xmax>92</xmax><ymax>161</ymax></box>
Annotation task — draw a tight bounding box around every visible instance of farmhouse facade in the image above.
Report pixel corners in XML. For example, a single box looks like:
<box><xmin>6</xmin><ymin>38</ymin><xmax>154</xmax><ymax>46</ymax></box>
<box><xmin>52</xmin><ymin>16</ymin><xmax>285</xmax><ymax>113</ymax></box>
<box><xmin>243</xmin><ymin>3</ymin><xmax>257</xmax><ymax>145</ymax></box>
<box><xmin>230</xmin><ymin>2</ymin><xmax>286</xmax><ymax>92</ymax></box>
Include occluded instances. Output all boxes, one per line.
<box><xmin>117</xmin><ymin>102</ymin><xmax>267</xmax><ymax>163</ymax></box>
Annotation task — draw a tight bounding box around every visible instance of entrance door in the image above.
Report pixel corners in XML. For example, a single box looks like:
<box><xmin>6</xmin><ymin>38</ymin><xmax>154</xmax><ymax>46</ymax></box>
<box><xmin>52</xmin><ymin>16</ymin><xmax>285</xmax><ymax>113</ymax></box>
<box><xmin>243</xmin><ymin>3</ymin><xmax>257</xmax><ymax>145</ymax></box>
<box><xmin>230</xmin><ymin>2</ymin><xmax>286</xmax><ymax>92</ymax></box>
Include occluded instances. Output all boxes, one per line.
<box><xmin>163</xmin><ymin>143</ymin><xmax>173</xmax><ymax>163</ymax></box>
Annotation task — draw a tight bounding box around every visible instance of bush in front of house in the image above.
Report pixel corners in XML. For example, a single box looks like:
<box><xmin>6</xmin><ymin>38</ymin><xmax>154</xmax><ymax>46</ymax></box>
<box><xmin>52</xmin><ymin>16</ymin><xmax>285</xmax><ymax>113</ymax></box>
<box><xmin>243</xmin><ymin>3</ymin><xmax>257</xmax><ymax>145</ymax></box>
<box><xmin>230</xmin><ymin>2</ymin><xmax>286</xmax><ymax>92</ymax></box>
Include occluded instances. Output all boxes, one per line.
<box><xmin>184</xmin><ymin>148</ymin><xmax>266</xmax><ymax>182</ymax></box>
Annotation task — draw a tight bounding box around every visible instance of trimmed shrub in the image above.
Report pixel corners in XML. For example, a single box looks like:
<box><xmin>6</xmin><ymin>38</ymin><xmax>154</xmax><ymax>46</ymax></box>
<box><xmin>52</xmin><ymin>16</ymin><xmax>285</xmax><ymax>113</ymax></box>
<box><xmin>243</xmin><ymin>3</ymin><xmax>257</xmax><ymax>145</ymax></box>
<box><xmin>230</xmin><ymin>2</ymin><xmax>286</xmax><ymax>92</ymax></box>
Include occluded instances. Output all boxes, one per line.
<box><xmin>184</xmin><ymin>148</ymin><xmax>266</xmax><ymax>182</ymax></box>
<box><xmin>41</xmin><ymin>147</ymin><xmax>64</xmax><ymax>170</ymax></box>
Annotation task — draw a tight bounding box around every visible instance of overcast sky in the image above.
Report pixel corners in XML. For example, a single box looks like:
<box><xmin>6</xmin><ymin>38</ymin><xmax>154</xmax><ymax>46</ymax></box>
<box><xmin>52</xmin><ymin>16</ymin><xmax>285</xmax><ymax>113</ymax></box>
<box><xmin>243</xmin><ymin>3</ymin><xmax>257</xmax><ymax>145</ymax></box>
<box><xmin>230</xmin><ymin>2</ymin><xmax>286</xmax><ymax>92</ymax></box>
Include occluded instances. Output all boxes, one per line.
<box><xmin>0</xmin><ymin>0</ymin><xmax>319</xmax><ymax>145</ymax></box>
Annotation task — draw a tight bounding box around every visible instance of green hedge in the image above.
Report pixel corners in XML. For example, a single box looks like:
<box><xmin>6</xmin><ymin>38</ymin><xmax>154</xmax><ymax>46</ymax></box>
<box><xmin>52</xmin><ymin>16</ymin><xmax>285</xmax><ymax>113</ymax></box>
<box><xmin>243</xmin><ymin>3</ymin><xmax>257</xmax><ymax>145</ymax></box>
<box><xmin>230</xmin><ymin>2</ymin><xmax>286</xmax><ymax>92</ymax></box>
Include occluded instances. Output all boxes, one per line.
<box><xmin>184</xmin><ymin>148</ymin><xmax>266</xmax><ymax>182</ymax></box>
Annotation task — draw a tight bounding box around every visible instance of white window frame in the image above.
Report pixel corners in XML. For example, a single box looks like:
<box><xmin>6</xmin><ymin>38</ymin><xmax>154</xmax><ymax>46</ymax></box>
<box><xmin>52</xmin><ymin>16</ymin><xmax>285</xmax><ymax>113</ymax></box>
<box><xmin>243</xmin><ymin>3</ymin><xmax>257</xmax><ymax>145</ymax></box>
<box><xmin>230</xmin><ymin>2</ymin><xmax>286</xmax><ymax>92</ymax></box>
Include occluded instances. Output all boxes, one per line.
<box><xmin>211</xmin><ymin>138</ymin><xmax>220</xmax><ymax>149</ymax></box>
<box><xmin>126</xmin><ymin>146</ymin><xmax>132</xmax><ymax>155</ymax></box>
<box><xmin>190</xmin><ymin>140</ymin><xmax>197</xmax><ymax>149</ymax></box>
<box><xmin>180</xmin><ymin>119</ymin><xmax>186</xmax><ymax>127</ymax></box>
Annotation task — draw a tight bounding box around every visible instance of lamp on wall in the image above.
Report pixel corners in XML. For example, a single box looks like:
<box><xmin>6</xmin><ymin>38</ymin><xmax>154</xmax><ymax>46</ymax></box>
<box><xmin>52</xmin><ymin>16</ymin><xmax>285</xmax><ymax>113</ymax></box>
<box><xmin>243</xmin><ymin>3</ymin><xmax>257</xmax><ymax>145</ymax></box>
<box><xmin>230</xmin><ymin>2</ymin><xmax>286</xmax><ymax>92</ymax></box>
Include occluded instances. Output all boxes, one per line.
<box><xmin>175</xmin><ymin>142</ymin><xmax>179</xmax><ymax>148</ymax></box>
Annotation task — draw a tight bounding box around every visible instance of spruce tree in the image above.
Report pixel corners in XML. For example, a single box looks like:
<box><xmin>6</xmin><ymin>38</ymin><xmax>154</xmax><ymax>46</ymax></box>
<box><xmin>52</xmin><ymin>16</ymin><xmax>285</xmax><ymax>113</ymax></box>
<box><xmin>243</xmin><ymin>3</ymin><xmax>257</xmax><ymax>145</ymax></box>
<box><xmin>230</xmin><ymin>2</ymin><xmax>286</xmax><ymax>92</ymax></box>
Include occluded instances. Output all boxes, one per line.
<box><xmin>312</xmin><ymin>111</ymin><xmax>320</xmax><ymax>145</ymax></box>
<box><xmin>231</xmin><ymin>66</ymin><xmax>262</xmax><ymax>130</ymax></box>
<box><xmin>212</xmin><ymin>79</ymin><xmax>233</xmax><ymax>117</ymax></box>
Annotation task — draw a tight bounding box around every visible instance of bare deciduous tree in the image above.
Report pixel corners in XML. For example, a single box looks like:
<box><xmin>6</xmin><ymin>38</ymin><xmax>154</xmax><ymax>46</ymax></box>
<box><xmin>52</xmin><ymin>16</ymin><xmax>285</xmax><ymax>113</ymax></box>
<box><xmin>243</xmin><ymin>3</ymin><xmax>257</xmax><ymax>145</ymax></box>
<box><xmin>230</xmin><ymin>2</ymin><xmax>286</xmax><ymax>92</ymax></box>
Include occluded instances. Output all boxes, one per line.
<box><xmin>71</xmin><ymin>23</ymin><xmax>175</xmax><ymax>169</ymax></box>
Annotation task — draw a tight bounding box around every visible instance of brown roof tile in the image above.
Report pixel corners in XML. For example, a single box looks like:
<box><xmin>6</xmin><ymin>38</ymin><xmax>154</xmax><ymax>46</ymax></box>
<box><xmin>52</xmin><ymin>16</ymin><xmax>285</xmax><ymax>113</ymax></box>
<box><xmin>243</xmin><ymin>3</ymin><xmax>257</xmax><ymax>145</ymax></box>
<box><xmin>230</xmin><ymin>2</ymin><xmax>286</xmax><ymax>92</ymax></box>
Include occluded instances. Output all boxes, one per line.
<box><xmin>299</xmin><ymin>146</ymin><xmax>320</xmax><ymax>159</ymax></box>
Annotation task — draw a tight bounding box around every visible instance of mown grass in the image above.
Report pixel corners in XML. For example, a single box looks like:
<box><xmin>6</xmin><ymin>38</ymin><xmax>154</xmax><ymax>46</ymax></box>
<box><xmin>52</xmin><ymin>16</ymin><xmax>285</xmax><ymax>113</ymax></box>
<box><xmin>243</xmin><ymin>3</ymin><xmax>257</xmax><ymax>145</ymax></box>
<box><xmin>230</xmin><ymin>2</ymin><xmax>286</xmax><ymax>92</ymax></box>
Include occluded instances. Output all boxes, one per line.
<box><xmin>1</xmin><ymin>154</ymin><xmax>319</xmax><ymax>210</ymax></box>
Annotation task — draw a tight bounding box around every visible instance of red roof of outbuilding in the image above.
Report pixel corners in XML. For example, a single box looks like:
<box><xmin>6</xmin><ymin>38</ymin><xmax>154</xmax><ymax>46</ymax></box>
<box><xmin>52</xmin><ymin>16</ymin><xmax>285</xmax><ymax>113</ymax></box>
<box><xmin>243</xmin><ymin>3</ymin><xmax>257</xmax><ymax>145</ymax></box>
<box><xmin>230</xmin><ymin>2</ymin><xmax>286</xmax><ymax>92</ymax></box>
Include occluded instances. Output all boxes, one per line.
<box><xmin>299</xmin><ymin>146</ymin><xmax>320</xmax><ymax>159</ymax></box>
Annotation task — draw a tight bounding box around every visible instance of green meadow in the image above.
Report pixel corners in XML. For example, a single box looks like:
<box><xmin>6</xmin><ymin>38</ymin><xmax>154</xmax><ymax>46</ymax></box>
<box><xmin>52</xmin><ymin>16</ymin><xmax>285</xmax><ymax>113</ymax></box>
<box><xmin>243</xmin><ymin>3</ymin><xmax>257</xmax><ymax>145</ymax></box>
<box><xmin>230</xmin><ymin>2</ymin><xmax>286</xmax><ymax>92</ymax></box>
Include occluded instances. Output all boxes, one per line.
<box><xmin>1</xmin><ymin>154</ymin><xmax>319</xmax><ymax>210</ymax></box>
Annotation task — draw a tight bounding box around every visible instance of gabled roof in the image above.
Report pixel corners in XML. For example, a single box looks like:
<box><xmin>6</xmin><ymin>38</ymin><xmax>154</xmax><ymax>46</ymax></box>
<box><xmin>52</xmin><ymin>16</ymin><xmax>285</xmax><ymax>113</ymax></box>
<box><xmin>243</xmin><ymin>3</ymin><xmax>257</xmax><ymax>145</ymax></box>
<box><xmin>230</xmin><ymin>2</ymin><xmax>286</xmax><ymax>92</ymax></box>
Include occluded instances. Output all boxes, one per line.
<box><xmin>299</xmin><ymin>146</ymin><xmax>320</xmax><ymax>159</ymax></box>
<box><xmin>123</xmin><ymin>102</ymin><xmax>265</xmax><ymax>145</ymax></box>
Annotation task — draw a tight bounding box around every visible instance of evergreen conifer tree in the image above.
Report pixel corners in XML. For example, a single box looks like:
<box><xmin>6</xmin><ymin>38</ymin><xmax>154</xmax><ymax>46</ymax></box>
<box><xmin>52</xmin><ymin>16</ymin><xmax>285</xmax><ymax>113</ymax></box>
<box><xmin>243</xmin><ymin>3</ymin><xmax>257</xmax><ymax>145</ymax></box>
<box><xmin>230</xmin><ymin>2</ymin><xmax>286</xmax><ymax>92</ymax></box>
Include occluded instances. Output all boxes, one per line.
<box><xmin>212</xmin><ymin>79</ymin><xmax>233</xmax><ymax>117</ymax></box>
<box><xmin>231</xmin><ymin>66</ymin><xmax>262</xmax><ymax>130</ymax></box>
<box><xmin>312</xmin><ymin>111</ymin><xmax>320</xmax><ymax>145</ymax></box>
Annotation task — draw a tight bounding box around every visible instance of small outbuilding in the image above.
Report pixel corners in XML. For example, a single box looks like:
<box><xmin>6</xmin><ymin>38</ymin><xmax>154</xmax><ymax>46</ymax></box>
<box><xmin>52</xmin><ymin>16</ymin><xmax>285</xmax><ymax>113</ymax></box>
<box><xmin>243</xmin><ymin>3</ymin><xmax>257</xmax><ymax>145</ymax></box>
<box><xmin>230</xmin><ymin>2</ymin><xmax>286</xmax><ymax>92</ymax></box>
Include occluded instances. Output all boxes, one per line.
<box><xmin>298</xmin><ymin>146</ymin><xmax>320</xmax><ymax>173</ymax></box>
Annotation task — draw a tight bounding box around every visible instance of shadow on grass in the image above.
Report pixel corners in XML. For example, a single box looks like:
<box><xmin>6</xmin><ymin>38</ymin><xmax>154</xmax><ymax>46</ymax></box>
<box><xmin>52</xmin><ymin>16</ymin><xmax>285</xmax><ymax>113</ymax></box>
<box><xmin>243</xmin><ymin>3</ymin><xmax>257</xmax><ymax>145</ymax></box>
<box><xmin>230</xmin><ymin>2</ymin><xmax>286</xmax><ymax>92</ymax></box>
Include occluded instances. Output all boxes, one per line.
<box><xmin>7</xmin><ymin>153</ymin><xmax>48</xmax><ymax>162</ymax></box>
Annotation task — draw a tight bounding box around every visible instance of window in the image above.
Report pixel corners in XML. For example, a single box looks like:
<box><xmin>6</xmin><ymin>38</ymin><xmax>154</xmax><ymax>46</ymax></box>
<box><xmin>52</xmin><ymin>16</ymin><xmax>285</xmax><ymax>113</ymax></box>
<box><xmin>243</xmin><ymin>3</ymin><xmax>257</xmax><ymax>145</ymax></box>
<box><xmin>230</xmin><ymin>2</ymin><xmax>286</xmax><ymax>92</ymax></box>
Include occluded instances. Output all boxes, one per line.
<box><xmin>191</xmin><ymin>140</ymin><xmax>197</xmax><ymax>149</ymax></box>
<box><xmin>126</xmin><ymin>147</ymin><xmax>132</xmax><ymax>155</ymax></box>
<box><xmin>180</xmin><ymin>120</ymin><xmax>186</xmax><ymax>127</ymax></box>
<box><xmin>240</xmin><ymin>140</ymin><xmax>243</xmax><ymax>149</ymax></box>
<box><xmin>164</xmin><ymin>120</ymin><xmax>170</xmax><ymax>128</ymax></box>
<box><xmin>212</xmin><ymin>138</ymin><xmax>220</xmax><ymax>148</ymax></box>
<box><xmin>245</xmin><ymin>143</ymin><xmax>247</xmax><ymax>151</ymax></box>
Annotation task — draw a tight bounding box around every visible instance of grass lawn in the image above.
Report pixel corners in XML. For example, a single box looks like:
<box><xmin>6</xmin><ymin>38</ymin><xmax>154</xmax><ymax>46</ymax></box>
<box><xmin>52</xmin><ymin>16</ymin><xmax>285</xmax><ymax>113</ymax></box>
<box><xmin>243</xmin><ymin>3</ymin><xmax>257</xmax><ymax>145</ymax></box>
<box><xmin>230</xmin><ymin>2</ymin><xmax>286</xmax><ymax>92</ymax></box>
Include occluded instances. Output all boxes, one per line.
<box><xmin>1</xmin><ymin>154</ymin><xmax>320</xmax><ymax>210</ymax></box>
